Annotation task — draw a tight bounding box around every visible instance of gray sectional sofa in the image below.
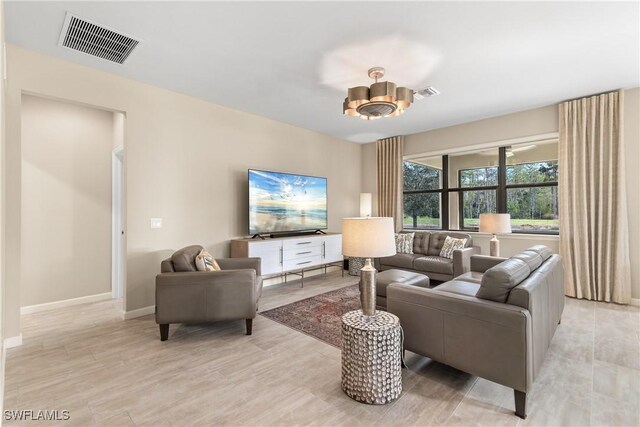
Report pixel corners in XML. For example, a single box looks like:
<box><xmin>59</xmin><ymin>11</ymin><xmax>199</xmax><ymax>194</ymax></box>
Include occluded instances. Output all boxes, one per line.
<box><xmin>375</xmin><ymin>231</ymin><xmax>480</xmax><ymax>281</ymax></box>
<box><xmin>387</xmin><ymin>245</ymin><xmax>564</xmax><ymax>419</ymax></box>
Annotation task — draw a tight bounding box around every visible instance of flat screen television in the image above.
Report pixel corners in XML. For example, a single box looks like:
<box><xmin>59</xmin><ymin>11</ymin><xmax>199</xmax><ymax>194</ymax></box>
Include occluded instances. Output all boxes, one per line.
<box><xmin>248</xmin><ymin>169</ymin><xmax>328</xmax><ymax>235</ymax></box>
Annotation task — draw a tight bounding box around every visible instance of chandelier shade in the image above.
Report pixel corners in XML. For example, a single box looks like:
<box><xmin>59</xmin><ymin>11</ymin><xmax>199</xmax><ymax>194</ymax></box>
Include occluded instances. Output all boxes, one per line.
<box><xmin>343</xmin><ymin>67</ymin><xmax>414</xmax><ymax>120</ymax></box>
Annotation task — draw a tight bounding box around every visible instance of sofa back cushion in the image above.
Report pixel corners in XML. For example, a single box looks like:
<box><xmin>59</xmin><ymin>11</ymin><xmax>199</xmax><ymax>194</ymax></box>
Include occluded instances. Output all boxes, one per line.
<box><xmin>527</xmin><ymin>245</ymin><xmax>553</xmax><ymax>261</ymax></box>
<box><xmin>411</xmin><ymin>231</ymin><xmax>431</xmax><ymax>255</ymax></box>
<box><xmin>427</xmin><ymin>232</ymin><xmax>472</xmax><ymax>256</ymax></box>
<box><xmin>512</xmin><ymin>250</ymin><xmax>543</xmax><ymax>271</ymax></box>
<box><xmin>476</xmin><ymin>258</ymin><xmax>531</xmax><ymax>303</ymax></box>
<box><xmin>171</xmin><ymin>245</ymin><xmax>204</xmax><ymax>272</ymax></box>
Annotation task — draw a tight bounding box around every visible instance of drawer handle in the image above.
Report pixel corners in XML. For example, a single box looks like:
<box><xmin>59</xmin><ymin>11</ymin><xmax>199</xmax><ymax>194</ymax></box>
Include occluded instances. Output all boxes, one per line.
<box><xmin>296</xmin><ymin>242</ymin><xmax>312</xmax><ymax>245</ymax></box>
<box><xmin>296</xmin><ymin>261</ymin><xmax>312</xmax><ymax>265</ymax></box>
<box><xmin>296</xmin><ymin>251</ymin><xmax>312</xmax><ymax>255</ymax></box>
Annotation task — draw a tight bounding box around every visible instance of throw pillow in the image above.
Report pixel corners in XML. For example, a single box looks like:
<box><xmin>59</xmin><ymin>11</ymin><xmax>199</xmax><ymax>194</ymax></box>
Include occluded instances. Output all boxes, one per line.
<box><xmin>395</xmin><ymin>233</ymin><xmax>415</xmax><ymax>254</ymax></box>
<box><xmin>195</xmin><ymin>249</ymin><xmax>221</xmax><ymax>272</ymax></box>
<box><xmin>439</xmin><ymin>236</ymin><xmax>467</xmax><ymax>259</ymax></box>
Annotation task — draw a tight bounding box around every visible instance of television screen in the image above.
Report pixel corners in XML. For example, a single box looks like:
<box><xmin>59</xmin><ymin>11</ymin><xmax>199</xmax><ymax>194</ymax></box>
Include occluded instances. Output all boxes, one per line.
<box><xmin>249</xmin><ymin>169</ymin><xmax>328</xmax><ymax>235</ymax></box>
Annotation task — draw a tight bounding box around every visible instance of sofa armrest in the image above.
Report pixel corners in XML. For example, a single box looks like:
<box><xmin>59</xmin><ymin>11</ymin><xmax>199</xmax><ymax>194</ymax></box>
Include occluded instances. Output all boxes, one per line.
<box><xmin>470</xmin><ymin>254</ymin><xmax>507</xmax><ymax>273</ymax></box>
<box><xmin>155</xmin><ymin>270</ymin><xmax>257</xmax><ymax>324</ymax></box>
<box><xmin>452</xmin><ymin>246</ymin><xmax>481</xmax><ymax>277</ymax></box>
<box><xmin>387</xmin><ymin>283</ymin><xmax>532</xmax><ymax>392</ymax></box>
<box><xmin>216</xmin><ymin>257</ymin><xmax>261</xmax><ymax>276</ymax></box>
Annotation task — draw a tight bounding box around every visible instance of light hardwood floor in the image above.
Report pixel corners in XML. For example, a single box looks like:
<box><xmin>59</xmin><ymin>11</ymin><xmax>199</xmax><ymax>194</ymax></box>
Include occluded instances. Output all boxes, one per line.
<box><xmin>4</xmin><ymin>270</ymin><xmax>639</xmax><ymax>426</ymax></box>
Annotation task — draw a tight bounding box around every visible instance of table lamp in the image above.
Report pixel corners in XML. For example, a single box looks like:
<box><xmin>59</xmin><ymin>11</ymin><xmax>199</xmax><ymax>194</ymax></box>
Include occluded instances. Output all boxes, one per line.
<box><xmin>342</xmin><ymin>217</ymin><xmax>396</xmax><ymax>316</ymax></box>
<box><xmin>479</xmin><ymin>213</ymin><xmax>512</xmax><ymax>257</ymax></box>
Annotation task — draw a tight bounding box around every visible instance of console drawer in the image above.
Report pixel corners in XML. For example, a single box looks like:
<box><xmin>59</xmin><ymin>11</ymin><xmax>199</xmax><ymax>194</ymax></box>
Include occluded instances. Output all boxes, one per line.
<box><xmin>282</xmin><ymin>237</ymin><xmax>321</xmax><ymax>250</ymax></box>
<box><xmin>283</xmin><ymin>256</ymin><xmax>322</xmax><ymax>271</ymax></box>
<box><xmin>283</xmin><ymin>245</ymin><xmax>322</xmax><ymax>261</ymax></box>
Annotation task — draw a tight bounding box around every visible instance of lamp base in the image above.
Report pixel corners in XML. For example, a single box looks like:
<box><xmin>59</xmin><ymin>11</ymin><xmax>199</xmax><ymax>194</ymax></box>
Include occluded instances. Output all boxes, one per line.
<box><xmin>359</xmin><ymin>258</ymin><xmax>377</xmax><ymax>316</ymax></box>
<box><xmin>489</xmin><ymin>235</ymin><xmax>500</xmax><ymax>257</ymax></box>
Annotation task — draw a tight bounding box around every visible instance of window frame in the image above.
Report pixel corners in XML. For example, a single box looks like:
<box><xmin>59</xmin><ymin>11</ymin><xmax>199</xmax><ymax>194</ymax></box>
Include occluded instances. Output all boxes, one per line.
<box><xmin>403</xmin><ymin>146</ymin><xmax>559</xmax><ymax>235</ymax></box>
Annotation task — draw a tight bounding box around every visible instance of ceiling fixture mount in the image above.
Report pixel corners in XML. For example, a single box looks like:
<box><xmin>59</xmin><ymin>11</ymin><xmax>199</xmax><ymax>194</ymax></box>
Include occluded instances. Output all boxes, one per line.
<box><xmin>343</xmin><ymin>67</ymin><xmax>414</xmax><ymax>120</ymax></box>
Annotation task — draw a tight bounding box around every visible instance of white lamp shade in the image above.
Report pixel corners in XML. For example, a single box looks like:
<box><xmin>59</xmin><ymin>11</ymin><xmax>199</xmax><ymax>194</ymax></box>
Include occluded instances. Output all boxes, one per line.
<box><xmin>479</xmin><ymin>213</ymin><xmax>512</xmax><ymax>234</ymax></box>
<box><xmin>342</xmin><ymin>217</ymin><xmax>396</xmax><ymax>258</ymax></box>
<box><xmin>359</xmin><ymin>193</ymin><xmax>372</xmax><ymax>217</ymax></box>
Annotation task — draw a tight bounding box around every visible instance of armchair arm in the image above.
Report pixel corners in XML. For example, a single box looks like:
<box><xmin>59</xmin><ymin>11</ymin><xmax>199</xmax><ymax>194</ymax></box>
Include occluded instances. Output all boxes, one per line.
<box><xmin>470</xmin><ymin>254</ymin><xmax>507</xmax><ymax>273</ymax></box>
<box><xmin>216</xmin><ymin>257</ymin><xmax>261</xmax><ymax>276</ymax></box>
<box><xmin>452</xmin><ymin>246</ymin><xmax>481</xmax><ymax>277</ymax></box>
<box><xmin>387</xmin><ymin>283</ymin><xmax>532</xmax><ymax>392</ymax></box>
<box><xmin>155</xmin><ymin>269</ymin><xmax>257</xmax><ymax>324</ymax></box>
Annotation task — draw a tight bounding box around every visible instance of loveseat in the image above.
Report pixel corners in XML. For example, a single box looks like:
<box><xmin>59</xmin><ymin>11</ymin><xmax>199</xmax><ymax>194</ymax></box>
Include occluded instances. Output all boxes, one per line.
<box><xmin>387</xmin><ymin>245</ymin><xmax>564</xmax><ymax>419</ymax></box>
<box><xmin>375</xmin><ymin>231</ymin><xmax>480</xmax><ymax>281</ymax></box>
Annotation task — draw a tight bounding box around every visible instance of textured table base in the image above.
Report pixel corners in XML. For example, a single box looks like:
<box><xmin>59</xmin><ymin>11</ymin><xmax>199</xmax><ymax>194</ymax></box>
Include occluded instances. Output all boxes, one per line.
<box><xmin>341</xmin><ymin>310</ymin><xmax>402</xmax><ymax>404</ymax></box>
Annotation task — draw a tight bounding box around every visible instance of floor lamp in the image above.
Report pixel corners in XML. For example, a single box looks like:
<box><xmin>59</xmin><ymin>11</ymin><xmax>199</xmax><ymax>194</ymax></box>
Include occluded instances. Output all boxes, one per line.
<box><xmin>342</xmin><ymin>217</ymin><xmax>396</xmax><ymax>316</ymax></box>
<box><xmin>479</xmin><ymin>213</ymin><xmax>512</xmax><ymax>257</ymax></box>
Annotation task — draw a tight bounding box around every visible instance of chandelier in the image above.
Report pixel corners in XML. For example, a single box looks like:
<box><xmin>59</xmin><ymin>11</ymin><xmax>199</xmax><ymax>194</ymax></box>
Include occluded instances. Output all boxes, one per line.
<box><xmin>343</xmin><ymin>67</ymin><xmax>414</xmax><ymax>120</ymax></box>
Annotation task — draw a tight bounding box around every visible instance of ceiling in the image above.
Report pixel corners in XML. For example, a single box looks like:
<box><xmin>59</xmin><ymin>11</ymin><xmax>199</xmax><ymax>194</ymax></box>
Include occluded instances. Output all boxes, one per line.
<box><xmin>4</xmin><ymin>1</ymin><xmax>639</xmax><ymax>143</ymax></box>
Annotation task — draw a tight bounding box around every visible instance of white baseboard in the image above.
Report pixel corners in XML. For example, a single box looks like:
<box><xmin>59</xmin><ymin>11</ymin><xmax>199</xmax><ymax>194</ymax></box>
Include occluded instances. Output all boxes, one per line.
<box><xmin>4</xmin><ymin>334</ymin><xmax>23</xmax><ymax>349</ymax></box>
<box><xmin>21</xmin><ymin>292</ymin><xmax>113</xmax><ymax>315</ymax></box>
<box><xmin>123</xmin><ymin>305</ymin><xmax>155</xmax><ymax>320</ymax></box>
<box><xmin>631</xmin><ymin>298</ymin><xmax>640</xmax><ymax>307</ymax></box>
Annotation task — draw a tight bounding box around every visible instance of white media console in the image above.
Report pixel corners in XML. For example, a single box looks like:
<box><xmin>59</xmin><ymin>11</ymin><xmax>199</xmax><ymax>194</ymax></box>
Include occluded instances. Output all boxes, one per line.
<box><xmin>230</xmin><ymin>233</ymin><xmax>343</xmax><ymax>286</ymax></box>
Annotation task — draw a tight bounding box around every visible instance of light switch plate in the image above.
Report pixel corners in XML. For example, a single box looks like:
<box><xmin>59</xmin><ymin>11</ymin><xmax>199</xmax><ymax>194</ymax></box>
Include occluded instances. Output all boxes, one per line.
<box><xmin>150</xmin><ymin>218</ymin><xmax>162</xmax><ymax>229</ymax></box>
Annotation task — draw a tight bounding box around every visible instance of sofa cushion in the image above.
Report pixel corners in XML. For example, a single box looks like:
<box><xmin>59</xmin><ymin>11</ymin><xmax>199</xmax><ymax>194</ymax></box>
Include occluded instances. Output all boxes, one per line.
<box><xmin>411</xmin><ymin>231</ymin><xmax>430</xmax><ymax>255</ymax></box>
<box><xmin>435</xmin><ymin>280</ymin><xmax>481</xmax><ymax>298</ymax></box>
<box><xmin>439</xmin><ymin>236</ymin><xmax>468</xmax><ymax>259</ymax></box>
<box><xmin>427</xmin><ymin>232</ymin><xmax>472</xmax><ymax>256</ymax></box>
<box><xmin>476</xmin><ymin>258</ymin><xmax>531</xmax><ymax>303</ymax></box>
<box><xmin>414</xmin><ymin>256</ymin><xmax>454</xmax><ymax>275</ymax></box>
<box><xmin>528</xmin><ymin>245</ymin><xmax>553</xmax><ymax>261</ymax></box>
<box><xmin>455</xmin><ymin>271</ymin><xmax>484</xmax><ymax>284</ymax></box>
<box><xmin>378</xmin><ymin>253</ymin><xmax>422</xmax><ymax>270</ymax></box>
<box><xmin>512</xmin><ymin>250</ymin><xmax>542</xmax><ymax>271</ymax></box>
<box><xmin>395</xmin><ymin>232</ymin><xmax>415</xmax><ymax>254</ymax></box>
<box><xmin>376</xmin><ymin>269</ymin><xmax>430</xmax><ymax>298</ymax></box>
<box><xmin>171</xmin><ymin>245</ymin><xmax>204</xmax><ymax>272</ymax></box>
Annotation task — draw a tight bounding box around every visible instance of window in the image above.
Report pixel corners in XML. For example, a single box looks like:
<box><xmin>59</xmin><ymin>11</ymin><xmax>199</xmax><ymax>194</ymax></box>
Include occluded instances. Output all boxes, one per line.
<box><xmin>505</xmin><ymin>141</ymin><xmax>559</xmax><ymax>232</ymax></box>
<box><xmin>402</xmin><ymin>157</ymin><xmax>442</xmax><ymax>229</ymax></box>
<box><xmin>403</xmin><ymin>141</ymin><xmax>559</xmax><ymax>234</ymax></box>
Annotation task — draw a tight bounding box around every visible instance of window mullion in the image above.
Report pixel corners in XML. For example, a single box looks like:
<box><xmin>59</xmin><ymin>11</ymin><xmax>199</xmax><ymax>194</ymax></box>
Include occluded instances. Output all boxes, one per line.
<box><xmin>498</xmin><ymin>147</ymin><xmax>507</xmax><ymax>213</ymax></box>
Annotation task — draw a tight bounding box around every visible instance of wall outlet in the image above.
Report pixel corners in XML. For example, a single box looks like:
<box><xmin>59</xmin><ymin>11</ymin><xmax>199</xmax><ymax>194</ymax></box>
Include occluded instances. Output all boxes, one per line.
<box><xmin>150</xmin><ymin>218</ymin><xmax>162</xmax><ymax>229</ymax></box>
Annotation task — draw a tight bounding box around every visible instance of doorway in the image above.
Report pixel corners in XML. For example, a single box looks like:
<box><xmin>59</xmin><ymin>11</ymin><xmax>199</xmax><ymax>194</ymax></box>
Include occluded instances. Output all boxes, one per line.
<box><xmin>112</xmin><ymin>144</ymin><xmax>125</xmax><ymax>300</ymax></box>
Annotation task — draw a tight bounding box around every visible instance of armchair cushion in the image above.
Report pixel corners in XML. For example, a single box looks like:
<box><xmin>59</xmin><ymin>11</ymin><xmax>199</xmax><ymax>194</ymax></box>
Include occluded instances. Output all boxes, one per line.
<box><xmin>195</xmin><ymin>249</ymin><xmax>221</xmax><ymax>272</ymax></box>
<box><xmin>171</xmin><ymin>245</ymin><xmax>203</xmax><ymax>272</ymax></box>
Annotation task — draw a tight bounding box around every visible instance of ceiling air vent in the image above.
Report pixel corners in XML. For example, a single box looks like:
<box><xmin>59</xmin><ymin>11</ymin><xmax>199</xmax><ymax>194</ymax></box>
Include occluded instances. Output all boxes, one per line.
<box><xmin>58</xmin><ymin>13</ymin><xmax>140</xmax><ymax>64</ymax></box>
<box><xmin>414</xmin><ymin>87</ymin><xmax>440</xmax><ymax>100</ymax></box>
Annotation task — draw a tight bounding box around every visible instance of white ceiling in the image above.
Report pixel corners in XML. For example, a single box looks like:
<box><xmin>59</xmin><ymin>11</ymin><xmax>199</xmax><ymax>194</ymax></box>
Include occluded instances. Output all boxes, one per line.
<box><xmin>4</xmin><ymin>1</ymin><xmax>639</xmax><ymax>143</ymax></box>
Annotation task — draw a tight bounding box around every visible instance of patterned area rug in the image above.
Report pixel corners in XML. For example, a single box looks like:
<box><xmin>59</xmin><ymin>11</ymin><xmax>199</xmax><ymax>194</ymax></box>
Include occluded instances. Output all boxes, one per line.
<box><xmin>259</xmin><ymin>284</ymin><xmax>361</xmax><ymax>348</ymax></box>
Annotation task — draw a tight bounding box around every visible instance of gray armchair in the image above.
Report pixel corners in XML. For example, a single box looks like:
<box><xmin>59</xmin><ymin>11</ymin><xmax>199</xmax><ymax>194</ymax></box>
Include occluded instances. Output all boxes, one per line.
<box><xmin>155</xmin><ymin>245</ymin><xmax>263</xmax><ymax>341</ymax></box>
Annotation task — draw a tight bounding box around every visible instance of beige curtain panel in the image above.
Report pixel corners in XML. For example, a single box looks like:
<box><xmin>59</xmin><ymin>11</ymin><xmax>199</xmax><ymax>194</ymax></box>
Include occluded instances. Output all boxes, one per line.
<box><xmin>376</xmin><ymin>136</ymin><xmax>404</xmax><ymax>232</ymax></box>
<box><xmin>559</xmin><ymin>90</ymin><xmax>631</xmax><ymax>304</ymax></box>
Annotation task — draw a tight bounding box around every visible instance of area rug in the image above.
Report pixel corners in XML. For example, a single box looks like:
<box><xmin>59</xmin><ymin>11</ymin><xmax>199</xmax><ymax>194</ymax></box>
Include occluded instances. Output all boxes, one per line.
<box><xmin>259</xmin><ymin>284</ymin><xmax>360</xmax><ymax>348</ymax></box>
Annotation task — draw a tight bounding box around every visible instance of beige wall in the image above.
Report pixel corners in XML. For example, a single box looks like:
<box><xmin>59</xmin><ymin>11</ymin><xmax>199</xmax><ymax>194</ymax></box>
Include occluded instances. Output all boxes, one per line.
<box><xmin>20</xmin><ymin>95</ymin><xmax>113</xmax><ymax>306</ymax></box>
<box><xmin>362</xmin><ymin>90</ymin><xmax>639</xmax><ymax>299</ymax></box>
<box><xmin>4</xmin><ymin>45</ymin><xmax>362</xmax><ymax>338</ymax></box>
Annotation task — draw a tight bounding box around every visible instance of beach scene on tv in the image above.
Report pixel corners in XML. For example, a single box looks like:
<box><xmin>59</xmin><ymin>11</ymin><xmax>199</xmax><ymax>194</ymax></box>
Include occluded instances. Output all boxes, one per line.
<box><xmin>249</xmin><ymin>170</ymin><xmax>328</xmax><ymax>234</ymax></box>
